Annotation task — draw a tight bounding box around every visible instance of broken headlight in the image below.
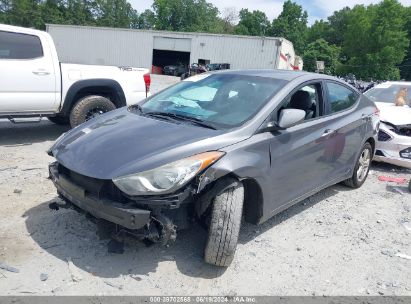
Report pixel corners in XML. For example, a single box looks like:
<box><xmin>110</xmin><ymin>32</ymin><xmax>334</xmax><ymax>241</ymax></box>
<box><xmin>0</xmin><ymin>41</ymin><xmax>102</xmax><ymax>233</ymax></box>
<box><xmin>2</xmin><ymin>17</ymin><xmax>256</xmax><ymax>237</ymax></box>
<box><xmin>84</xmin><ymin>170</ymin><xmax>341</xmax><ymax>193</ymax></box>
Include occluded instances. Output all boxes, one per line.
<box><xmin>112</xmin><ymin>151</ymin><xmax>225</xmax><ymax>196</ymax></box>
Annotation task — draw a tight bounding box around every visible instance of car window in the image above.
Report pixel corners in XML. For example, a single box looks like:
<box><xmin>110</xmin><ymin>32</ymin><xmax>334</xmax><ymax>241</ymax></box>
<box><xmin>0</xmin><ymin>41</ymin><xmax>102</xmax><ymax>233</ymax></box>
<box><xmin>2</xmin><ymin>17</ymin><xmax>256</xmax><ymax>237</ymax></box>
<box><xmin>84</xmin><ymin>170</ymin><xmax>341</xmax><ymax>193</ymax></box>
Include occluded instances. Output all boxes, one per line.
<box><xmin>0</xmin><ymin>31</ymin><xmax>43</xmax><ymax>60</ymax></box>
<box><xmin>141</xmin><ymin>74</ymin><xmax>287</xmax><ymax>129</ymax></box>
<box><xmin>277</xmin><ymin>83</ymin><xmax>322</xmax><ymax>121</ymax></box>
<box><xmin>365</xmin><ymin>84</ymin><xmax>411</xmax><ymax>103</ymax></box>
<box><xmin>325</xmin><ymin>82</ymin><xmax>359</xmax><ymax>114</ymax></box>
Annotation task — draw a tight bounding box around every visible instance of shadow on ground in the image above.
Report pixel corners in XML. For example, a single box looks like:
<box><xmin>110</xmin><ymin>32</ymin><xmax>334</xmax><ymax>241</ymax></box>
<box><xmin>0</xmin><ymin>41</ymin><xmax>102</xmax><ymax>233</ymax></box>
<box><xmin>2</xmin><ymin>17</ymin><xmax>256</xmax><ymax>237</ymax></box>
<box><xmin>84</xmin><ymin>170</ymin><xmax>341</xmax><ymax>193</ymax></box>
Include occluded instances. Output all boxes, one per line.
<box><xmin>24</xmin><ymin>184</ymin><xmax>343</xmax><ymax>280</ymax></box>
<box><xmin>0</xmin><ymin>119</ymin><xmax>69</xmax><ymax>145</ymax></box>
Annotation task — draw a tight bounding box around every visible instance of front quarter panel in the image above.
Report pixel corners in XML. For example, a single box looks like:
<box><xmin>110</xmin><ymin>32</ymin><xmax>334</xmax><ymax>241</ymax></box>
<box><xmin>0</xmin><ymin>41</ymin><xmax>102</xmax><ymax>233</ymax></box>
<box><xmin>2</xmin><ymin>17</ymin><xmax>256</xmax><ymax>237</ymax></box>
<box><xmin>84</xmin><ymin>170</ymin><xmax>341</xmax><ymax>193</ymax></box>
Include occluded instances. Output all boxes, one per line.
<box><xmin>197</xmin><ymin>133</ymin><xmax>272</xmax><ymax>223</ymax></box>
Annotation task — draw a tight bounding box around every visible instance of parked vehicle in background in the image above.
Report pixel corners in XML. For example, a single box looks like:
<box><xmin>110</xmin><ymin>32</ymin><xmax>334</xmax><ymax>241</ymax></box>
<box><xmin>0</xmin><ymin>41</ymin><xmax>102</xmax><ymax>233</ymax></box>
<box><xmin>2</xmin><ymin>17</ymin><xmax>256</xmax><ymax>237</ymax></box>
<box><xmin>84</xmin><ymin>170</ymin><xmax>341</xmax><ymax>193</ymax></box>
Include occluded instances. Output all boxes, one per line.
<box><xmin>206</xmin><ymin>63</ymin><xmax>231</xmax><ymax>71</ymax></box>
<box><xmin>180</xmin><ymin>63</ymin><xmax>208</xmax><ymax>80</ymax></box>
<box><xmin>163</xmin><ymin>63</ymin><xmax>187</xmax><ymax>76</ymax></box>
<box><xmin>365</xmin><ymin>82</ymin><xmax>411</xmax><ymax>169</ymax></box>
<box><xmin>0</xmin><ymin>24</ymin><xmax>151</xmax><ymax>128</ymax></box>
<box><xmin>48</xmin><ymin>70</ymin><xmax>379</xmax><ymax>267</ymax></box>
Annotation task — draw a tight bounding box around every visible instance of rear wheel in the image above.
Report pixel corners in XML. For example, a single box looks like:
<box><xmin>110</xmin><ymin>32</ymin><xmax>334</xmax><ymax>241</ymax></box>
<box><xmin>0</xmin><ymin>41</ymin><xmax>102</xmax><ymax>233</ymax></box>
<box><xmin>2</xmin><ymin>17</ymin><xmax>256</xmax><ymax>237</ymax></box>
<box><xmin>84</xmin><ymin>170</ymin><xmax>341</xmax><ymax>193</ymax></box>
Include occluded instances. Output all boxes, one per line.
<box><xmin>204</xmin><ymin>181</ymin><xmax>244</xmax><ymax>267</ymax></box>
<box><xmin>69</xmin><ymin>95</ymin><xmax>116</xmax><ymax>128</ymax></box>
<box><xmin>343</xmin><ymin>142</ymin><xmax>372</xmax><ymax>188</ymax></box>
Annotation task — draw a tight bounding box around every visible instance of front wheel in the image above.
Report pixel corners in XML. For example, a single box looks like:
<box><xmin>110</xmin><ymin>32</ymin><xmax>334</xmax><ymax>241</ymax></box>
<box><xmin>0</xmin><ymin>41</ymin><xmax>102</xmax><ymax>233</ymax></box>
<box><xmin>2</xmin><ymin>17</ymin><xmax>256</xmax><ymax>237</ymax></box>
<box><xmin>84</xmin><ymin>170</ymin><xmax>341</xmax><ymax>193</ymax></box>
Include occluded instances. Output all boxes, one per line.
<box><xmin>69</xmin><ymin>95</ymin><xmax>116</xmax><ymax>128</ymax></box>
<box><xmin>343</xmin><ymin>142</ymin><xmax>372</xmax><ymax>188</ymax></box>
<box><xmin>204</xmin><ymin>181</ymin><xmax>244</xmax><ymax>267</ymax></box>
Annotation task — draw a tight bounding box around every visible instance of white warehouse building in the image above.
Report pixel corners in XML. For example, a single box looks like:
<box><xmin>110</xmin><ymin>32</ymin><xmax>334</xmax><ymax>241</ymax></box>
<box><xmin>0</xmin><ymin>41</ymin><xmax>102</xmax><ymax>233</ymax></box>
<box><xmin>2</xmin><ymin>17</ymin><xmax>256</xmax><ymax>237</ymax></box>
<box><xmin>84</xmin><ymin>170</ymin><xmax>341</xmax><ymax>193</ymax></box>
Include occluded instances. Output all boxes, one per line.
<box><xmin>46</xmin><ymin>24</ymin><xmax>302</xmax><ymax>72</ymax></box>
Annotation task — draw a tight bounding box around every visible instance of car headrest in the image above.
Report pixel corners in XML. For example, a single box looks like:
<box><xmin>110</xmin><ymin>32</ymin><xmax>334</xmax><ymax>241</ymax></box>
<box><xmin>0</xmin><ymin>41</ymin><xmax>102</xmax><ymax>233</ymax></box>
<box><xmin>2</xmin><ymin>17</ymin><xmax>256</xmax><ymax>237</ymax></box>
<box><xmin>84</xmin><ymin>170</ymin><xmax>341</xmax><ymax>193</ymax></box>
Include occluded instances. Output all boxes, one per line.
<box><xmin>290</xmin><ymin>90</ymin><xmax>312</xmax><ymax>111</ymax></box>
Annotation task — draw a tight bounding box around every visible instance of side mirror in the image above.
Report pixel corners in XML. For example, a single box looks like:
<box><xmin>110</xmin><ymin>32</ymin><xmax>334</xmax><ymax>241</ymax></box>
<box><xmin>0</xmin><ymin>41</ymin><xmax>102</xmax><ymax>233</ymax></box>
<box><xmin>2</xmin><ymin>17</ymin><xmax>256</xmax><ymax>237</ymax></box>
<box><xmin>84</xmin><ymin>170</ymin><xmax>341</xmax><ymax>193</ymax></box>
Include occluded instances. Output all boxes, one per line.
<box><xmin>278</xmin><ymin>109</ymin><xmax>306</xmax><ymax>129</ymax></box>
<box><xmin>260</xmin><ymin>109</ymin><xmax>306</xmax><ymax>133</ymax></box>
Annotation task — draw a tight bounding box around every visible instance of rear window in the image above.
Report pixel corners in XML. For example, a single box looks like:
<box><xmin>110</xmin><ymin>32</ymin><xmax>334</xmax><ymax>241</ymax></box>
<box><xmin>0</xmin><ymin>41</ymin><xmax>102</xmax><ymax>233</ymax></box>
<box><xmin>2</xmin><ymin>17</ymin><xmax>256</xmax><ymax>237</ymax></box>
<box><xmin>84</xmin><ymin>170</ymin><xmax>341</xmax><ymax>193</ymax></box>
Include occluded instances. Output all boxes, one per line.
<box><xmin>325</xmin><ymin>82</ymin><xmax>359</xmax><ymax>113</ymax></box>
<box><xmin>0</xmin><ymin>31</ymin><xmax>43</xmax><ymax>59</ymax></box>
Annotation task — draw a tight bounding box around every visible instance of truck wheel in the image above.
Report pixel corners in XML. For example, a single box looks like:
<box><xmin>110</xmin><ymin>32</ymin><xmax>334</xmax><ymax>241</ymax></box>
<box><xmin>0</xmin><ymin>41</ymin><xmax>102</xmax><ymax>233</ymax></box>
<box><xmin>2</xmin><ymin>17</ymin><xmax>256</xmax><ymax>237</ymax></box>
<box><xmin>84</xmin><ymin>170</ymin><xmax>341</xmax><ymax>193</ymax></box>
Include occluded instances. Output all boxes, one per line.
<box><xmin>343</xmin><ymin>142</ymin><xmax>372</xmax><ymax>188</ymax></box>
<box><xmin>204</xmin><ymin>181</ymin><xmax>244</xmax><ymax>267</ymax></box>
<box><xmin>69</xmin><ymin>95</ymin><xmax>116</xmax><ymax>128</ymax></box>
<box><xmin>48</xmin><ymin>115</ymin><xmax>69</xmax><ymax>125</ymax></box>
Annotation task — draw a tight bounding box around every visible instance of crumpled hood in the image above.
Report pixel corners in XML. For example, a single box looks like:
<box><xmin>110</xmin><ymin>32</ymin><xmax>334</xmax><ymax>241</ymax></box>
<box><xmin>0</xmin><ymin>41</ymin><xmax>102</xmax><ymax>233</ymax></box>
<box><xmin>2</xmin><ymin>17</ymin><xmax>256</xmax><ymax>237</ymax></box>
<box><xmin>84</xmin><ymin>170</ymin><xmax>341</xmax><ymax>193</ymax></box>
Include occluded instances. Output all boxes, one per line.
<box><xmin>376</xmin><ymin>102</ymin><xmax>411</xmax><ymax>126</ymax></box>
<box><xmin>51</xmin><ymin>108</ymin><xmax>239</xmax><ymax>179</ymax></box>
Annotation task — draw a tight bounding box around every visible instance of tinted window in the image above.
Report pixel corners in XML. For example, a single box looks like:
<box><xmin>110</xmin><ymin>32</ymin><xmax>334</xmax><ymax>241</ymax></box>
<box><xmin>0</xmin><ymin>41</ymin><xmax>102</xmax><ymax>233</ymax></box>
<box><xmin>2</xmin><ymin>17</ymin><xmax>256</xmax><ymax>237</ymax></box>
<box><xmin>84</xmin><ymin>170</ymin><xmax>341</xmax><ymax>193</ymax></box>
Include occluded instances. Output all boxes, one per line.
<box><xmin>326</xmin><ymin>82</ymin><xmax>359</xmax><ymax>113</ymax></box>
<box><xmin>0</xmin><ymin>31</ymin><xmax>43</xmax><ymax>59</ymax></box>
<box><xmin>141</xmin><ymin>74</ymin><xmax>287</xmax><ymax>129</ymax></box>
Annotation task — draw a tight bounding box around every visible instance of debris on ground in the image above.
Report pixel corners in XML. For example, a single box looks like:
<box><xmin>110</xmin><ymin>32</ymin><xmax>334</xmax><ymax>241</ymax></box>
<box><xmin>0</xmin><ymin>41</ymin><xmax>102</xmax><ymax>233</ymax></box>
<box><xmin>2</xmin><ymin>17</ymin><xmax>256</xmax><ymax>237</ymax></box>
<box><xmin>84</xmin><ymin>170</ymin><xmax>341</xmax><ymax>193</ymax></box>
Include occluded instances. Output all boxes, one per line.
<box><xmin>130</xmin><ymin>275</ymin><xmax>142</xmax><ymax>282</ymax></box>
<box><xmin>40</xmin><ymin>273</ymin><xmax>48</xmax><ymax>281</ymax></box>
<box><xmin>378</xmin><ymin>176</ymin><xmax>407</xmax><ymax>184</ymax></box>
<box><xmin>386</xmin><ymin>185</ymin><xmax>407</xmax><ymax>195</ymax></box>
<box><xmin>67</xmin><ymin>258</ymin><xmax>82</xmax><ymax>282</ymax></box>
<box><xmin>0</xmin><ymin>262</ymin><xmax>20</xmax><ymax>273</ymax></box>
<box><xmin>395</xmin><ymin>253</ymin><xmax>411</xmax><ymax>260</ymax></box>
<box><xmin>104</xmin><ymin>280</ymin><xmax>123</xmax><ymax>290</ymax></box>
<box><xmin>13</xmin><ymin>188</ymin><xmax>22</xmax><ymax>194</ymax></box>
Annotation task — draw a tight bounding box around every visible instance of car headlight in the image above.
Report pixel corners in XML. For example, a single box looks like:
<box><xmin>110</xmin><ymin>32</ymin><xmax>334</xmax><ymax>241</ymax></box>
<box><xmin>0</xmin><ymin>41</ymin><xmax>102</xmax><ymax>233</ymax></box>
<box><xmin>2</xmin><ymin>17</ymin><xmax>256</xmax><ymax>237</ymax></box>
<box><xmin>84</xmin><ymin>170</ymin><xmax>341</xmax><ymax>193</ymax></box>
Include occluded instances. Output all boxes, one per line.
<box><xmin>112</xmin><ymin>151</ymin><xmax>225</xmax><ymax>196</ymax></box>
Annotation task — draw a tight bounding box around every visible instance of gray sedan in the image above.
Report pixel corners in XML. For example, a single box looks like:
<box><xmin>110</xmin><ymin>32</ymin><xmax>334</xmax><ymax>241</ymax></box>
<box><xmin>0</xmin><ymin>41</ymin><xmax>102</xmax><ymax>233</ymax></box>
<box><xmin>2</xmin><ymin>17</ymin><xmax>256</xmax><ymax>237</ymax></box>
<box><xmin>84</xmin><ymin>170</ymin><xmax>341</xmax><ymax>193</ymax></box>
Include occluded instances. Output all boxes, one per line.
<box><xmin>48</xmin><ymin>70</ymin><xmax>379</xmax><ymax>267</ymax></box>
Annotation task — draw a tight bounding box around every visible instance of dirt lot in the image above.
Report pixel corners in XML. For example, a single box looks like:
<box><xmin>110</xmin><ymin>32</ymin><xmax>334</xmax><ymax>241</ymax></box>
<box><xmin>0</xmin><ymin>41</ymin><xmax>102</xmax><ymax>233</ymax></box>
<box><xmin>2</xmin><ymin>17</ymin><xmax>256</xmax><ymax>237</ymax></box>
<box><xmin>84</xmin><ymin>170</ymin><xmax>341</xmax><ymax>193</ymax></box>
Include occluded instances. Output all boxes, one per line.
<box><xmin>0</xmin><ymin>75</ymin><xmax>410</xmax><ymax>296</ymax></box>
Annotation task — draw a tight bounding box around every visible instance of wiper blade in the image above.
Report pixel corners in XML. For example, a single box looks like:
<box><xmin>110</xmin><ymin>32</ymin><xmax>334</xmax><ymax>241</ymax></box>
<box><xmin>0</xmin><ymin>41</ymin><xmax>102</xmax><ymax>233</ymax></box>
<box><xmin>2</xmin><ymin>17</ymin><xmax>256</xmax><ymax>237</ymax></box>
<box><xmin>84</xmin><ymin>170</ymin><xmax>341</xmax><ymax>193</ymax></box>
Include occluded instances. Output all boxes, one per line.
<box><xmin>145</xmin><ymin>112</ymin><xmax>217</xmax><ymax>130</ymax></box>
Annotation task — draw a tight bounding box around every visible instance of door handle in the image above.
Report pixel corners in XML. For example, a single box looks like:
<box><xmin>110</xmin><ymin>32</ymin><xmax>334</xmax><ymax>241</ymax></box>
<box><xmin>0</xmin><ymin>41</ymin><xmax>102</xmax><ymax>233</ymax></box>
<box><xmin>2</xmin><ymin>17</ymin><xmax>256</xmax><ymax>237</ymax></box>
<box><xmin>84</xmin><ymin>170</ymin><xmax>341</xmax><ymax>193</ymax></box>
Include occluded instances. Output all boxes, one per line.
<box><xmin>33</xmin><ymin>69</ymin><xmax>50</xmax><ymax>76</ymax></box>
<box><xmin>321</xmin><ymin>129</ymin><xmax>336</xmax><ymax>137</ymax></box>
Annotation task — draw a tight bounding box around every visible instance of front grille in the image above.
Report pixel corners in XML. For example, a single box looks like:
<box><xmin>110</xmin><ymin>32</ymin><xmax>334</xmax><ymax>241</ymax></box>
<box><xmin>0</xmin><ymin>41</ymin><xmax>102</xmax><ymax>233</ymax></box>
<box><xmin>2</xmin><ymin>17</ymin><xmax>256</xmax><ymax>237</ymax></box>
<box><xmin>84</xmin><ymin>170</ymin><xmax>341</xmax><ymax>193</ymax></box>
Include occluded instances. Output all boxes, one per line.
<box><xmin>378</xmin><ymin>130</ymin><xmax>392</xmax><ymax>142</ymax></box>
<box><xmin>58</xmin><ymin>164</ymin><xmax>128</xmax><ymax>203</ymax></box>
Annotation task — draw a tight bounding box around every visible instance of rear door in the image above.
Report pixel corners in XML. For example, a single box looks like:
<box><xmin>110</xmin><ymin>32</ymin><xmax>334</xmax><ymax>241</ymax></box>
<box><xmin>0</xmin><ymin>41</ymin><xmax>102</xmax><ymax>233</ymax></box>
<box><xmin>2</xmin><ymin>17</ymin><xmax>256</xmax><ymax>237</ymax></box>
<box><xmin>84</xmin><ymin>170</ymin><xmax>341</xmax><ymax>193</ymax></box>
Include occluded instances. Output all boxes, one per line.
<box><xmin>0</xmin><ymin>30</ymin><xmax>58</xmax><ymax>113</ymax></box>
<box><xmin>267</xmin><ymin>81</ymin><xmax>349</xmax><ymax>213</ymax></box>
<box><xmin>321</xmin><ymin>81</ymin><xmax>364</xmax><ymax>177</ymax></box>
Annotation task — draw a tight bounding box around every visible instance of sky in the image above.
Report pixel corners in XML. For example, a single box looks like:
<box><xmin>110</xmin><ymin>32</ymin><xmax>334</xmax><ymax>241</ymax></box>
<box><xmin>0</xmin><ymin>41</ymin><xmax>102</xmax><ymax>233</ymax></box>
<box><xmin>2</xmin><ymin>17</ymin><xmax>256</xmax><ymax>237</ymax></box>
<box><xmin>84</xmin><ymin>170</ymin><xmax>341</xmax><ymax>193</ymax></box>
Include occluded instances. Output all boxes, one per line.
<box><xmin>129</xmin><ymin>0</ymin><xmax>411</xmax><ymax>24</ymax></box>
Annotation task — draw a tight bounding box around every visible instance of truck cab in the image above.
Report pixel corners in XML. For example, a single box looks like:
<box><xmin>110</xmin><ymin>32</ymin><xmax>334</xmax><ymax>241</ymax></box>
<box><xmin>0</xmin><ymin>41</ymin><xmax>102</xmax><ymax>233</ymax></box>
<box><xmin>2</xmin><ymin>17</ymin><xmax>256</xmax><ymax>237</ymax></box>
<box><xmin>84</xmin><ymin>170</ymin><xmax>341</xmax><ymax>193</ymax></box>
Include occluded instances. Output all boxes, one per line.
<box><xmin>0</xmin><ymin>24</ymin><xmax>150</xmax><ymax>127</ymax></box>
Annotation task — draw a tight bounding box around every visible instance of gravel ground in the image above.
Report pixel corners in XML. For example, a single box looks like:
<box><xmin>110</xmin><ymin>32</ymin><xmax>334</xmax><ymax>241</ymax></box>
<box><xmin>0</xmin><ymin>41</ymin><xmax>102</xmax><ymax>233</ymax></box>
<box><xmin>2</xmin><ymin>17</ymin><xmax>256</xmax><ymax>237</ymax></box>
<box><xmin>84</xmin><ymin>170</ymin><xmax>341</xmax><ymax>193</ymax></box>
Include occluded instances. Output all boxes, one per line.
<box><xmin>0</xmin><ymin>75</ymin><xmax>410</xmax><ymax>296</ymax></box>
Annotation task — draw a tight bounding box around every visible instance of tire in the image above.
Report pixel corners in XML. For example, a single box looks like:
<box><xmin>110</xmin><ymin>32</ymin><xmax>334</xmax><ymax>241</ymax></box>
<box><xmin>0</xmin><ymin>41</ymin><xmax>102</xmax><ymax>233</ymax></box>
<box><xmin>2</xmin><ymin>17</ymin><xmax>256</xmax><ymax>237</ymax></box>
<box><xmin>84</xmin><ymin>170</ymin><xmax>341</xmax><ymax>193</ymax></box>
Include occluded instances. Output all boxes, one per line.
<box><xmin>343</xmin><ymin>142</ymin><xmax>372</xmax><ymax>188</ymax></box>
<box><xmin>69</xmin><ymin>95</ymin><xmax>116</xmax><ymax>128</ymax></box>
<box><xmin>204</xmin><ymin>181</ymin><xmax>244</xmax><ymax>267</ymax></box>
<box><xmin>48</xmin><ymin>115</ymin><xmax>69</xmax><ymax>125</ymax></box>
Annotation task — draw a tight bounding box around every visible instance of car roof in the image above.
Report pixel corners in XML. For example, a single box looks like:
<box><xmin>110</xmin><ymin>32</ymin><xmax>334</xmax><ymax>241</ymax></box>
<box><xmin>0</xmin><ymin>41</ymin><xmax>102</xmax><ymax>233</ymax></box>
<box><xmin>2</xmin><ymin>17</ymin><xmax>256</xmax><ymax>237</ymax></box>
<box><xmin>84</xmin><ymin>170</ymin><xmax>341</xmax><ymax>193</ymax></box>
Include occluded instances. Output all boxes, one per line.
<box><xmin>213</xmin><ymin>69</ymin><xmax>337</xmax><ymax>82</ymax></box>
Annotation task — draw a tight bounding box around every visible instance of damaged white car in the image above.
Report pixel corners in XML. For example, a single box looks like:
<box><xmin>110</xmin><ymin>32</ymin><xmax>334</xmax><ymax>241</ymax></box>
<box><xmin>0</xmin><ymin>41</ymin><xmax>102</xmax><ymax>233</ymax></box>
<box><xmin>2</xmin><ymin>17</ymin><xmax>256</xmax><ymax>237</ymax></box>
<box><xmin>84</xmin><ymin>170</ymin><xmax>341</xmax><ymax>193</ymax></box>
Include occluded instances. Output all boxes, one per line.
<box><xmin>365</xmin><ymin>82</ymin><xmax>411</xmax><ymax>169</ymax></box>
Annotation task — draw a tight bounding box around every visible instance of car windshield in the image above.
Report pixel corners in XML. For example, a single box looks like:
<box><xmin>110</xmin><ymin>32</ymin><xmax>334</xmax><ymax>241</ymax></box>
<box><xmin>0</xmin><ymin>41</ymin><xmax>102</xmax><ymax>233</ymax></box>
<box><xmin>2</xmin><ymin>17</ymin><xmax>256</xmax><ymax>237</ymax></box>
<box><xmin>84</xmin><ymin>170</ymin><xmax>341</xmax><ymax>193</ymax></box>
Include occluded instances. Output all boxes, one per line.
<box><xmin>365</xmin><ymin>84</ymin><xmax>411</xmax><ymax>103</ymax></box>
<box><xmin>141</xmin><ymin>74</ymin><xmax>287</xmax><ymax>129</ymax></box>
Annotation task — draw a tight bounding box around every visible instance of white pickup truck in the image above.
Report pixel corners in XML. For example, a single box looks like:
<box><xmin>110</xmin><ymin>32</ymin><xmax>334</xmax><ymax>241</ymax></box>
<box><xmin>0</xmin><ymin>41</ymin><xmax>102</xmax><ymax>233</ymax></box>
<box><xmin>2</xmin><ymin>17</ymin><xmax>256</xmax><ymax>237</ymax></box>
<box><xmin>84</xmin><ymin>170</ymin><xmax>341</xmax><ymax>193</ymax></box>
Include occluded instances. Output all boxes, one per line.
<box><xmin>0</xmin><ymin>24</ymin><xmax>151</xmax><ymax>128</ymax></box>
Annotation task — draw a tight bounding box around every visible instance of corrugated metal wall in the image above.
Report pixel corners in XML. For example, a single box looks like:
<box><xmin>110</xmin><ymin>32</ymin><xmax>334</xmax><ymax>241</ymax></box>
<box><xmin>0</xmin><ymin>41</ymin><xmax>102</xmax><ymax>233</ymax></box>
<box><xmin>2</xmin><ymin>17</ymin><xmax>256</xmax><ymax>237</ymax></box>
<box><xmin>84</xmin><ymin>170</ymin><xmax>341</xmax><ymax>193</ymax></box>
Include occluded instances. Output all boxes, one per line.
<box><xmin>47</xmin><ymin>24</ymin><xmax>284</xmax><ymax>70</ymax></box>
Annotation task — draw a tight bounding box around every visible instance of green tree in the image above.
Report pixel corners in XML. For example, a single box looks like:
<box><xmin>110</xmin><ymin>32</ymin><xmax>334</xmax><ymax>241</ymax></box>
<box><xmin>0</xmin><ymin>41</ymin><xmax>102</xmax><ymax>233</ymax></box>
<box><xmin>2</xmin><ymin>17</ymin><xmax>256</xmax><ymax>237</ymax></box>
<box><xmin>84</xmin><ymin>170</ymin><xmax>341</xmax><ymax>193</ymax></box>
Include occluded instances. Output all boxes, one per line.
<box><xmin>400</xmin><ymin>6</ymin><xmax>411</xmax><ymax>80</ymax></box>
<box><xmin>270</xmin><ymin>0</ymin><xmax>308</xmax><ymax>54</ymax></box>
<box><xmin>136</xmin><ymin>9</ymin><xmax>155</xmax><ymax>29</ymax></box>
<box><xmin>95</xmin><ymin>0</ymin><xmax>138</xmax><ymax>28</ymax></box>
<box><xmin>306</xmin><ymin>20</ymin><xmax>330</xmax><ymax>44</ymax></box>
<box><xmin>152</xmin><ymin>0</ymin><xmax>220</xmax><ymax>33</ymax></box>
<box><xmin>1</xmin><ymin>0</ymin><xmax>43</xmax><ymax>28</ymax></box>
<box><xmin>234</xmin><ymin>9</ymin><xmax>270</xmax><ymax>36</ymax></box>
<box><xmin>303</xmin><ymin>38</ymin><xmax>341</xmax><ymax>74</ymax></box>
<box><xmin>341</xmin><ymin>0</ymin><xmax>409</xmax><ymax>80</ymax></box>
<box><xmin>326</xmin><ymin>7</ymin><xmax>352</xmax><ymax>46</ymax></box>
<box><xmin>63</xmin><ymin>0</ymin><xmax>97</xmax><ymax>26</ymax></box>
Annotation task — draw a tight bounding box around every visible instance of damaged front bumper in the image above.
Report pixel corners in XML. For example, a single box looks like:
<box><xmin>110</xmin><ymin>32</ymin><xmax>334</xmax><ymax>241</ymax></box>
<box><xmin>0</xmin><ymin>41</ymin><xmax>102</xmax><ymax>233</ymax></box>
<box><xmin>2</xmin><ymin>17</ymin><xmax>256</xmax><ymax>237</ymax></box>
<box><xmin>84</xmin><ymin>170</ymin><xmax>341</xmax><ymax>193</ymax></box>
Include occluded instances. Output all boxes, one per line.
<box><xmin>48</xmin><ymin>162</ymin><xmax>182</xmax><ymax>243</ymax></box>
<box><xmin>374</xmin><ymin>123</ymin><xmax>411</xmax><ymax>169</ymax></box>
